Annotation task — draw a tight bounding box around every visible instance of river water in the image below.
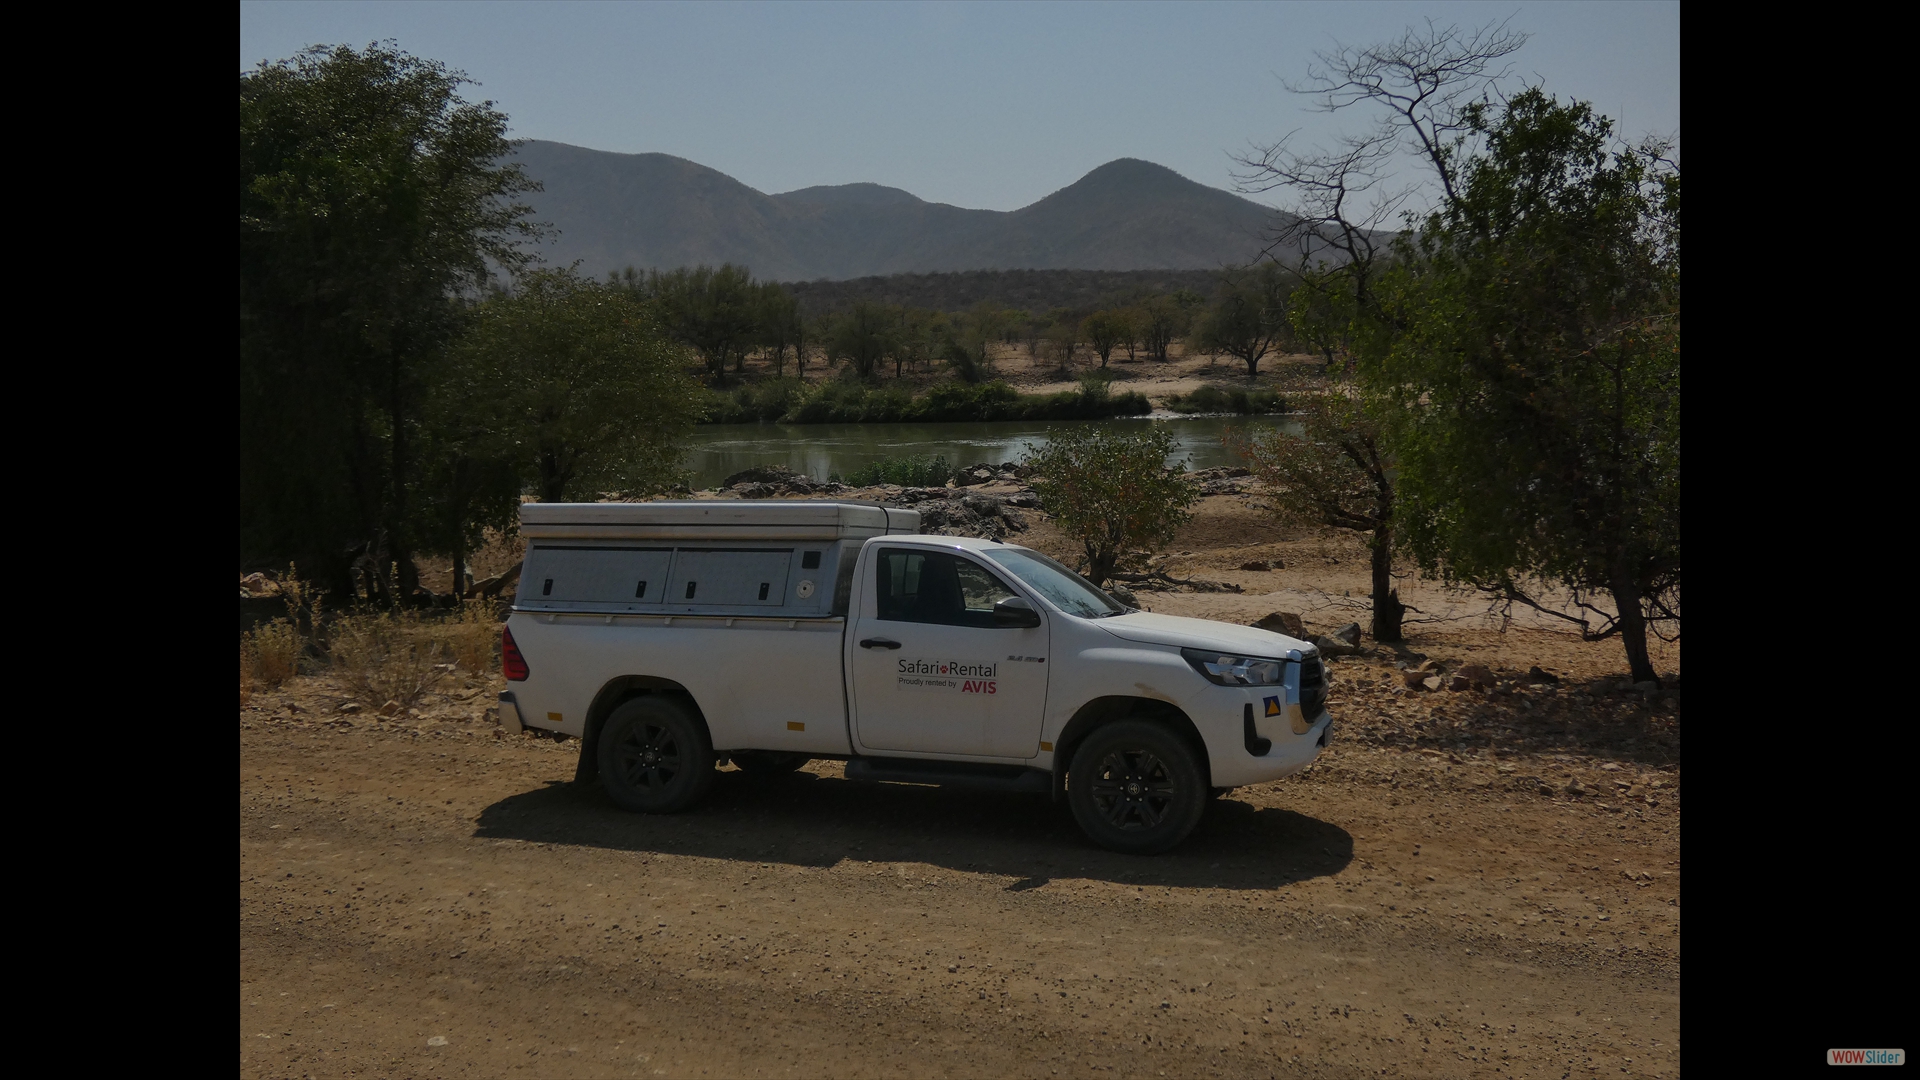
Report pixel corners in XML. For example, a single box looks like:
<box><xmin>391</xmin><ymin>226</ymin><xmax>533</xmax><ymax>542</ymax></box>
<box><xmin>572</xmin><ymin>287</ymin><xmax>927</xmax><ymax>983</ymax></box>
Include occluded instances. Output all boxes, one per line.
<box><xmin>681</xmin><ymin>414</ymin><xmax>1304</xmax><ymax>490</ymax></box>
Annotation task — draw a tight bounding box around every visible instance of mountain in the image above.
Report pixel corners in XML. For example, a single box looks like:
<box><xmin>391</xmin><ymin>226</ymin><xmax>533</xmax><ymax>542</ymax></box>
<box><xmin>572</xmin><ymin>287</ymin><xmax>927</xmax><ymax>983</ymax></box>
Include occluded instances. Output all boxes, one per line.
<box><xmin>507</xmin><ymin>141</ymin><xmax>1302</xmax><ymax>282</ymax></box>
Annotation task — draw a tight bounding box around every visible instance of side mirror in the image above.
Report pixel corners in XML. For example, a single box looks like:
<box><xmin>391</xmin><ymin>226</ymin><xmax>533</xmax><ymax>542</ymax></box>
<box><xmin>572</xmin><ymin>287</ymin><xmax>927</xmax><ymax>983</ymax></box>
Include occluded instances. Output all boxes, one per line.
<box><xmin>992</xmin><ymin>596</ymin><xmax>1042</xmax><ymax>628</ymax></box>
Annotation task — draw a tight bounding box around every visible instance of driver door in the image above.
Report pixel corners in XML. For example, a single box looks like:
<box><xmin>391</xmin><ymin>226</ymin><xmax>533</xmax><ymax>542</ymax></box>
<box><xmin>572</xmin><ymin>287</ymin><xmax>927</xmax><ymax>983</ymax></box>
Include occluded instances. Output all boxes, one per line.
<box><xmin>848</xmin><ymin>547</ymin><xmax>1049</xmax><ymax>758</ymax></box>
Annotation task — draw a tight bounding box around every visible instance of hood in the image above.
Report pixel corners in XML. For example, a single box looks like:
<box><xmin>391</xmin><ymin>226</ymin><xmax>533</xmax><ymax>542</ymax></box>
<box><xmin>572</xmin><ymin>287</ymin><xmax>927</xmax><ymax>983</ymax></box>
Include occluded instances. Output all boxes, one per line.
<box><xmin>1096</xmin><ymin>611</ymin><xmax>1314</xmax><ymax>658</ymax></box>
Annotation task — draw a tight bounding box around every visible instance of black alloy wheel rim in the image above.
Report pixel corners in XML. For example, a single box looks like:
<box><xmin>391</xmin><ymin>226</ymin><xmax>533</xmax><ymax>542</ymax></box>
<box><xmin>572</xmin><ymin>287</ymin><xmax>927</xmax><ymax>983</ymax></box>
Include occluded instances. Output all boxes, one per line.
<box><xmin>616</xmin><ymin>722</ymin><xmax>680</xmax><ymax>791</ymax></box>
<box><xmin>1088</xmin><ymin>748</ymin><xmax>1177</xmax><ymax>829</ymax></box>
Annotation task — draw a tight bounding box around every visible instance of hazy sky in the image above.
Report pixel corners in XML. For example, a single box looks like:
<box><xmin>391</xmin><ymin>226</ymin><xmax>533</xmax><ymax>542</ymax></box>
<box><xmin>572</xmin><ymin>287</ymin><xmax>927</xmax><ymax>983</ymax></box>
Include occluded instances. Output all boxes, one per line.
<box><xmin>239</xmin><ymin>1</ymin><xmax>1678</xmax><ymax>214</ymax></box>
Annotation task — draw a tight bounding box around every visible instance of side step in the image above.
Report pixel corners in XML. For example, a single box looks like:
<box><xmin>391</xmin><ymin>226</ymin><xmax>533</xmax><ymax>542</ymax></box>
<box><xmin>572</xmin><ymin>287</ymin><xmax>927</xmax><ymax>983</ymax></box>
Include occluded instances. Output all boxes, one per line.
<box><xmin>845</xmin><ymin>756</ymin><xmax>1050</xmax><ymax>793</ymax></box>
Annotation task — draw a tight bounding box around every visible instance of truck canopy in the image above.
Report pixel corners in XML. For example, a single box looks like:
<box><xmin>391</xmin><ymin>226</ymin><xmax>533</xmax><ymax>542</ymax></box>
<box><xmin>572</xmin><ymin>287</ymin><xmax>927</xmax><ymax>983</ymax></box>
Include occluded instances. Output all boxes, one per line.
<box><xmin>515</xmin><ymin>501</ymin><xmax>923</xmax><ymax>619</ymax></box>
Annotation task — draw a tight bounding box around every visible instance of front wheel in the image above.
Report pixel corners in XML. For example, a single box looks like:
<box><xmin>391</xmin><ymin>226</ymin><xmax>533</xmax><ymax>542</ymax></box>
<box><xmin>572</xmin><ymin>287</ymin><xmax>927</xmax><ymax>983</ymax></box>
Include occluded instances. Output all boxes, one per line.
<box><xmin>597</xmin><ymin>696</ymin><xmax>717</xmax><ymax>813</ymax></box>
<box><xmin>1067</xmin><ymin>720</ymin><xmax>1207</xmax><ymax>855</ymax></box>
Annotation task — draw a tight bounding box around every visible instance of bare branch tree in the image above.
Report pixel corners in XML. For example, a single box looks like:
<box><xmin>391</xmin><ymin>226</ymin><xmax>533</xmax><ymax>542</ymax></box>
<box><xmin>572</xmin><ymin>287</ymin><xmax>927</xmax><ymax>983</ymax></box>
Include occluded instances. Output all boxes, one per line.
<box><xmin>1231</xmin><ymin>17</ymin><xmax>1529</xmax><ymax>288</ymax></box>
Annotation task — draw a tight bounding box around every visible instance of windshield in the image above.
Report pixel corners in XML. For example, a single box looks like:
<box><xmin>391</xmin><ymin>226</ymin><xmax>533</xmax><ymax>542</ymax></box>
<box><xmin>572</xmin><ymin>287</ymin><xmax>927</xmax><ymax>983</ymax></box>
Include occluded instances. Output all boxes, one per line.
<box><xmin>984</xmin><ymin>547</ymin><xmax>1127</xmax><ymax>619</ymax></box>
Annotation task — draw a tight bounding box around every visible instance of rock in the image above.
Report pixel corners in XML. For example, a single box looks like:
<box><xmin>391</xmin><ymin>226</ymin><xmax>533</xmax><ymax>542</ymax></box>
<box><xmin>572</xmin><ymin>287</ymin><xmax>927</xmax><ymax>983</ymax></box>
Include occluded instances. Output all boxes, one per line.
<box><xmin>1252</xmin><ymin>611</ymin><xmax>1306</xmax><ymax>638</ymax></box>
<box><xmin>1632</xmin><ymin>680</ymin><xmax>1661</xmax><ymax>695</ymax></box>
<box><xmin>1333</xmin><ymin>623</ymin><xmax>1362</xmax><ymax>646</ymax></box>
<box><xmin>1457</xmin><ymin>664</ymin><xmax>1496</xmax><ymax>689</ymax></box>
<box><xmin>378</xmin><ymin>700</ymin><xmax>401</xmax><ymax>718</ymax></box>
<box><xmin>1421</xmin><ymin>676</ymin><xmax>1444</xmax><ymax>692</ymax></box>
<box><xmin>338</xmin><ymin>702</ymin><xmax>361</xmax><ymax>714</ymax></box>
<box><xmin>722</xmin><ymin>465</ymin><xmax>808</xmax><ymax>488</ymax></box>
<box><xmin>1447</xmin><ymin>674</ymin><xmax>1471</xmax><ymax>692</ymax></box>
<box><xmin>1108</xmin><ymin>585</ymin><xmax>1139</xmax><ymax>606</ymax></box>
<box><xmin>241</xmin><ymin>572</ymin><xmax>277</xmax><ymax>596</ymax></box>
<box><xmin>1312</xmin><ymin>635</ymin><xmax>1358</xmax><ymax>657</ymax></box>
<box><xmin>1402</xmin><ymin>669</ymin><xmax>1429</xmax><ymax>689</ymax></box>
<box><xmin>1417</xmin><ymin>658</ymin><xmax>1444</xmax><ymax>674</ymax></box>
<box><xmin>1238</xmin><ymin>560</ymin><xmax>1273</xmax><ymax>572</ymax></box>
<box><xmin>1525</xmin><ymin>665</ymin><xmax>1560</xmax><ymax>684</ymax></box>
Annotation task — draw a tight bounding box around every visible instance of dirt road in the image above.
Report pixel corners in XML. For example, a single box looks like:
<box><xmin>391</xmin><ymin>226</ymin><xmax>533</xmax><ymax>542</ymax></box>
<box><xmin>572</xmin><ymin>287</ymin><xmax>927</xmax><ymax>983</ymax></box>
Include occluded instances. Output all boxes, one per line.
<box><xmin>240</xmin><ymin>687</ymin><xmax>1679</xmax><ymax>1079</ymax></box>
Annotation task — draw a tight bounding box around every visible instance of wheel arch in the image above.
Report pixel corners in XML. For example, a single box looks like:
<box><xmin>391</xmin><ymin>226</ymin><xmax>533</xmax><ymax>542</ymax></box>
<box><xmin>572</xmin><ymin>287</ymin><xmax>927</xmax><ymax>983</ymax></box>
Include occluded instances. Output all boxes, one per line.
<box><xmin>1049</xmin><ymin>695</ymin><xmax>1212</xmax><ymax>800</ymax></box>
<box><xmin>573</xmin><ymin>676</ymin><xmax>710</xmax><ymax>784</ymax></box>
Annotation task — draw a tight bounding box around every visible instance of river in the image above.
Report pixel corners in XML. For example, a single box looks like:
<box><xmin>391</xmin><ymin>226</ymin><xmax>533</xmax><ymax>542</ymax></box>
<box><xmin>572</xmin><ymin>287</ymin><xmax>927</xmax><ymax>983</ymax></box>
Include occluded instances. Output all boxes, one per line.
<box><xmin>681</xmin><ymin>414</ymin><xmax>1304</xmax><ymax>490</ymax></box>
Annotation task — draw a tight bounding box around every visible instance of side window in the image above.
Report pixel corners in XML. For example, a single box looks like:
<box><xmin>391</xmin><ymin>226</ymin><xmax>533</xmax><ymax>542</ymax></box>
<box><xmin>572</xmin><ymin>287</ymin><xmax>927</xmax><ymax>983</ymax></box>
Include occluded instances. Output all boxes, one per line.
<box><xmin>875</xmin><ymin>549</ymin><xmax>1019</xmax><ymax>628</ymax></box>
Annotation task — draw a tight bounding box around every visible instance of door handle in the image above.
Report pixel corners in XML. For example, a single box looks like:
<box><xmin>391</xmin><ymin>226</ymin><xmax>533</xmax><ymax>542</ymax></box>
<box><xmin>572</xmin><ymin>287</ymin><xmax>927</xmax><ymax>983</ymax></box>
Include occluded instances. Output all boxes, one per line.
<box><xmin>859</xmin><ymin>638</ymin><xmax>902</xmax><ymax>650</ymax></box>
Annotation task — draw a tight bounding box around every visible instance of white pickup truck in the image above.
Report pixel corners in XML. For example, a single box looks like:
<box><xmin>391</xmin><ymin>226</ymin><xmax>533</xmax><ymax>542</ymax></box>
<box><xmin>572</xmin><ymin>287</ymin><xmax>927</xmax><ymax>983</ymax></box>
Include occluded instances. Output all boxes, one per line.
<box><xmin>500</xmin><ymin>501</ymin><xmax>1331</xmax><ymax>853</ymax></box>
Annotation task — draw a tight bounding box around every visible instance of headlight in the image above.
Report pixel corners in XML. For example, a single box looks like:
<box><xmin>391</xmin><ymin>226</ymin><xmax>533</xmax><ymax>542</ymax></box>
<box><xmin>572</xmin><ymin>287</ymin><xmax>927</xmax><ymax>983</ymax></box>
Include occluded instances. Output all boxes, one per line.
<box><xmin>1181</xmin><ymin>648</ymin><xmax>1286</xmax><ymax>686</ymax></box>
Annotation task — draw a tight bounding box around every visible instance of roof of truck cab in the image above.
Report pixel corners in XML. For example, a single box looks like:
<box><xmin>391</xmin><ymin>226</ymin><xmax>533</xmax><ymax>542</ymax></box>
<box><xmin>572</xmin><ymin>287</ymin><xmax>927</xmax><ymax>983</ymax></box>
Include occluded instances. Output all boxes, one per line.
<box><xmin>519</xmin><ymin>500</ymin><xmax>921</xmax><ymax>541</ymax></box>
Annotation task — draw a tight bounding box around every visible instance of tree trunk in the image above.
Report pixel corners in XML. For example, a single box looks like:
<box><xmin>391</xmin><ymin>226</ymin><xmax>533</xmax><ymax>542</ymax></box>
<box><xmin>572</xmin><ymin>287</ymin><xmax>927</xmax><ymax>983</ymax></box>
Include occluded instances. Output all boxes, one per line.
<box><xmin>1609</xmin><ymin>574</ymin><xmax>1657</xmax><ymax>684</ymax></box>
<box><xmin>1244</xmin><ymin>354</ymin><xmax>1261</xmax><ymax>379</ymax></box>
<box><xmin>1369</xmin><ymin>526</ymin><xmax>1404</xmax><ymax>642</ymax></box>
<box><xmin>450</xmin><ymin>541</ymin><xmax>468</xmax><ymax>601</ymax></box>
<box><xmin>1085</xmin><ymin>543</ymin><xmax>1118</xmax><ymax>589</ymax></box>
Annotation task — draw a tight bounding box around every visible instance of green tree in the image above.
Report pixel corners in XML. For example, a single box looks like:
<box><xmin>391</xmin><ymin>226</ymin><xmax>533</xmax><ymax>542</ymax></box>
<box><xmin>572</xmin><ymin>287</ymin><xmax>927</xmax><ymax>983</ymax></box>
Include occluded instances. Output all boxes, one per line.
<box><xmin>1082</xmin><ymin>309</ymin><xmax>1129</xmax><ymax>368</ymax></box>
<box><xmin>1367</xmin><ymin>89</ymin><xmax>1680</xmax><ymax>683</ymax></box>
<box><xmin>1227</xmin><ymin>396</ymin><xmax>1404</xmax><ymax>641</ymax></box>
<box><xmin>637</xmin><ymin>264</ymin><xmax>759</xmax><ymax>382</ymax></box>
<box><xmin>1023</xmin><ymin>428</ymin><xmax>1199</xmax><ymax>588</ymax></box>
<box><xmin>828</xmin><ymin>302</ymin><xmax>895</xmax><ymax>381</ymax></box>
<box><xmin>1197</xmin><ymin>263</ymin><xmax>1292</xmax><ymax>379</ymax></box>
<box><xmin>1136</xmin><ymin>294</ymin><xmax>1188</xmax><ymax>362</ymax></box>
<box><xmin>756</xmin><ymin>282</ymin><xmax>803</xmax><ymax>377</ymax></box>
<box><xmin>240</xmin><ymin>42</ymin><xmax>540</xmax><ymax>597</ymax></box>
<box><xmin>445</xmin><ymin>270</ymin><xmax>702</xmax><ymax>502</ymax></box>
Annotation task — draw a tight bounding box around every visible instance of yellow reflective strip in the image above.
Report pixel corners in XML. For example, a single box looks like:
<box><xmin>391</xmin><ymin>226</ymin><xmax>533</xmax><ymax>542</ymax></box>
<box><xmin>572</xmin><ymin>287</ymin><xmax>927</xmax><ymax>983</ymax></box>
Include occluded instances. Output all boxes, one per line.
<box><xmin>1039</xmin><ymin>741</ymin><xmax>1054</xmax><ymax>752</ymax></box>
<box><xmin>787</xmin><ymin>721</ymin><xmax>805</xmax><ymax>731</ymax></box>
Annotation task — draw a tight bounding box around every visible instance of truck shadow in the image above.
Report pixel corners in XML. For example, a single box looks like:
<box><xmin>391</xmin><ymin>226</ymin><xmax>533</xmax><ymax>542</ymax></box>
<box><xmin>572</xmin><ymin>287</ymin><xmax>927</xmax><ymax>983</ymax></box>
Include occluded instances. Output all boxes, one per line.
<box><xmin>473</xmin><ymin>771</ymin><xmax>1352</xmax><ymax>890</ymax></box>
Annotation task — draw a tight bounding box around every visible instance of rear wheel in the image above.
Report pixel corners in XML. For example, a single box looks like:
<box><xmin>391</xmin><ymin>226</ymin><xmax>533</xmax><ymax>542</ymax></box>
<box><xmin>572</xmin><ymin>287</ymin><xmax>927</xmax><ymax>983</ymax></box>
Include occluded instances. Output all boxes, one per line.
<box><xmin>1067</xmin><ymin>720</ymin><xmax>1207</xmax><ymax>855</ymax></box>
<box><xmin>731</xmin><ymin>750</ymin><xmax>811</xmax><ymax>778</ymax></box>
<box><xmin>597</xmin><ymin>697</ymin><xmax>716</xmax><ymax>813</ymax></box>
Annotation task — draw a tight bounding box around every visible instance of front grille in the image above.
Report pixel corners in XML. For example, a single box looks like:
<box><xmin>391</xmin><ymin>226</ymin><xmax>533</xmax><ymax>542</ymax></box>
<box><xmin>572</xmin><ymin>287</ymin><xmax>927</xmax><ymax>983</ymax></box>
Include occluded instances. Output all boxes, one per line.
<box><xmin>1298</xmin><ymin>656</ymin><xmax>1327</xmax><ymax>722</ymax></box>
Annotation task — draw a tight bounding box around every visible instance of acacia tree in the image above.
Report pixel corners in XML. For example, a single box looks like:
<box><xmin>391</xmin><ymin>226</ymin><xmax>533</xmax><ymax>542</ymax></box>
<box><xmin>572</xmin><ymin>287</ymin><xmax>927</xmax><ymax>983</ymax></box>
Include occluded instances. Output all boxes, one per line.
<box><xmin>1082</xmin><ymin>309</ymin><xmax>1128</xmax><ymax>368</ymax></box>
<box><xmin>444</xmin><ymin>270</ymin><xmax>702</xmax><ymax>503</ymax></box>
<box><xmin>637</xmin><ymin>264</ymin><xmax>759</xmax><ymax>382</ymax></box>
<box><xmin>828</xmin><ymin>302</ymin><xmax>894</xmax><ymax>381</ymax></box>
<box><xmin>240</xmin><ymin>43</ymin><xmax>540</xmax><ymax>598</ymax></box>
<box><xmin>1197</xmin><ymin>263</ymin><xmax>1292</xmax><ymax>378</ymax></box>
<box><xmin>1023</xmin><ymin>428</ymin><xmax>1199</xmax><ymax>589</ymax></box>
<box><xmin>1136</xmin><ymin>294</ymin><xmax>1188</xmax><ymax>362</ymax></box>
<box><xmin>1369</xmin><ymin>90</ymin><xmax>1680</xmax><ymax>683</ymax></box>
<box><xmin>1227</xmin><ymin>397</ymin><xmax>1404</xmax><ymax>641</ymax></box>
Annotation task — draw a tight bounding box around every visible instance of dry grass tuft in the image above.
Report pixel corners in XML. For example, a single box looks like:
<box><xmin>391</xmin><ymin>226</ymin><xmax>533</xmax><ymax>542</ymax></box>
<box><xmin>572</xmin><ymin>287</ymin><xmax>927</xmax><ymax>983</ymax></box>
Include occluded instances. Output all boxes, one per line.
<box><xmin>240</xmin><ymin>618</ymin><xmax>302</xmax><ymax>703</ymax></box>
<box><xmin>439</xmin><ymin>600</ymin><xmax>502</xmax><ymax>676</ymax></box>
<box><xmin>328</xmin><ymin>610</ymin><xmax>450</xmax><ymax>709</ymax></box>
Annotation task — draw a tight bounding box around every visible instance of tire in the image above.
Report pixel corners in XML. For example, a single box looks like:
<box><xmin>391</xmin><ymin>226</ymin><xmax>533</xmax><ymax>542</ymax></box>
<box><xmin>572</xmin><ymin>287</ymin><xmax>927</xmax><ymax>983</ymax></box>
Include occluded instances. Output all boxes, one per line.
<box><xmin>731</xmin><ymin>750</ymin><xmax>811</xmax><ymax>778</ymax></box>
<box><xmin>1067</xmin><ymin>720</ymin><xmax>1208</xmax><ymax>855</ymax></box>
<box><xmin>596</xmin><ymin>696</ymin><xmax>717</xmax><ymax>813</ymax></box>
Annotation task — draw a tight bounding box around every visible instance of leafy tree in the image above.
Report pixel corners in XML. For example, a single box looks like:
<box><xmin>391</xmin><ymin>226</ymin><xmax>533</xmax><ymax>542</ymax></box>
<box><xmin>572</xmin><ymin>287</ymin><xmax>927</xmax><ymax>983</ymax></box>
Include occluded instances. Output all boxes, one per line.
<box><xmin>240</xmin><ymin>42</ymin><xmax>539</xmax><ymax>597</ymax></box>
<box><xmin>756</xmin><ymin>282</ymin><xmax>804</xmax><ymax>377</ymax></box>
<box><xmin>1197</xmin><ymin>263</ymin><xmax>1293</xmax><ymax>379</ymax></box>
<box><xmin>1023</xmin><ymin>427</ymin><xmax>1199</xmax><ymax>588</ymax></box>
<box><xmin>828</xmin><ymin>302</ymin><xmax>895</xmax><ymax>381</ymax></box>
<box><xmin>1367</xmin><ymin>89</ymin><xmax>1680</xmax><ymax>682</ymax></box>
<box><xmin>443</xmin><ymin>269</ymin><xmax>701</xmax><ymax>502</ymax></box>
<box><xmin>1136</xmin><ymin>294</ymin><xmax>1188</xmax><ymax>362</ymax></box>
<box><xmin>637</xmin><ymin>264</ymin><xmax>759</xmax><ymax>382</ymax></box>
<box><xmin>1043</xmin><ymin>310</ymin><xmax>1082</xmax><ymax>372</ymax></box>
<box><xmin>1227</xmin><ymin>397</ymin><xmax>1404</xmax><ymax>641</ymax></box>
<box><xmin>1082</xmin><ymin>309</ymin><xmax>1129</xmax><ymax>368</ymax></box>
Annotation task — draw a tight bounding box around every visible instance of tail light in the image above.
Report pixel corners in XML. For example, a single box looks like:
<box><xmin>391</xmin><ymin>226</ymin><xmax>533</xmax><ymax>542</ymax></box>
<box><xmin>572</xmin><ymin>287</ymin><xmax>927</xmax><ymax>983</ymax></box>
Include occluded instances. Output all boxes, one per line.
<box><xmin>502</xmin><ymin>625</ymin><xmax>530</xmax><ymax>681</ymax></box>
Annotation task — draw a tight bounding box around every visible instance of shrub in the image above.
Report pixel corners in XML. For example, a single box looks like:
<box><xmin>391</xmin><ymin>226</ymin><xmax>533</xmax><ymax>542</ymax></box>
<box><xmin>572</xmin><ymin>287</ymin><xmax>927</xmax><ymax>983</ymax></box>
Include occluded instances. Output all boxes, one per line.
<box><xmin>1163</xmin><ymin>385</ymin><xmax>1288</xmax><ymax>415</ymax></box>
<box><xmin>1022</xmin><ymin>426</ymin><xmax>1199</xmax><ymax>586</ymax></box>
<box><xmin>328</xmin><ymin>610</ymin><xmax>450</xmax><ymax>709</ymax></box>
<box><xmin>240</xmin><ymin>618</ymin><xmax>303</xmax><ymax>702</ymax></box>
<box><xmin>841</xmin><ymin>455</ymin><xmax>955</xmax><ymax>488</ymax></box>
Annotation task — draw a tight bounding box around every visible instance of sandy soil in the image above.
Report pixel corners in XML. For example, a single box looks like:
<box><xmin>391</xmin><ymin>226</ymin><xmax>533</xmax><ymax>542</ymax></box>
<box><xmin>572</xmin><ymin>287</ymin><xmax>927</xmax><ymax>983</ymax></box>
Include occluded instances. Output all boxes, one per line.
<box><xmin>242</xmin><ymin>491</ymin><xmax>1680</xmax><ymax>1078</ymax></box>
